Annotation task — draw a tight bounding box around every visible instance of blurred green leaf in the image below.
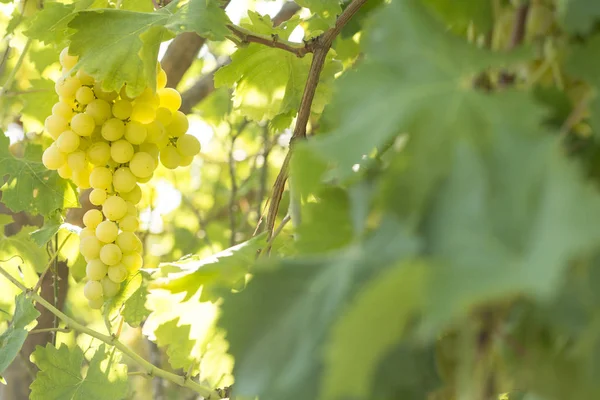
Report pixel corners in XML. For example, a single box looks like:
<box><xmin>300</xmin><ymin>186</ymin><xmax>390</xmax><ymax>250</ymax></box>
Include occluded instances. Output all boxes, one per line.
<box><xmin>557</xmin><ymin>0</ymin><xmax>600</xmax><ymax>35</ymax></box>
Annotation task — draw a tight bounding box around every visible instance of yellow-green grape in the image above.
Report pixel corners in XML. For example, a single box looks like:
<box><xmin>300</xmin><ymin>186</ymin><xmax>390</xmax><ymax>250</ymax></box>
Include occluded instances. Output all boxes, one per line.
<box><xmin>112</xmin><ymin>99</ymin><xmax>132</xmax><ymax>120</ymax></box>
<box><xmin>78</xmin><ymin>137</ymin><xmax>91</xmax><ymax>152</ymax></box>
<box><xmin>44</xmin><ymin>115</ymin><xmax>68</xmax><ymax>140</ymax></box>
<box><xmin>71</xmin><ymin>113</ymin><xmax>95</xmax><ymax>137</ymax></box>
<box><xmin>179</xmin><ymin>155</ymin><xmax>194</xmax><ymax>167</ymax></box>
<box><xmin>176</xmin><ymin>134</ymin><xmax>201</xmax><ymax>157</ymax></box>
<box><xmin>101</xmin><ymin>276</ymin><xmax>120</xmax><ymax>297</ymax></box>
<box><xmin>126</xmin><ymin>202</ymin><xmax>137</xmax><ymax>216</ymax></box>
<box><xmin>101</xmin><ymin>118</ymin><xmax>125</xmax><ymax>141</ymax></box>
<box><xmin>52</xmin><ymin>101</ymin><xmax>74</xmax><ymax>120</ymax></box>
<box><xmin>59</xmin><ymin>48</ymin><xmax>78</xmax><ymax>70</ymax></box>
<box><xmin>103</xmin><ymin>195</ymin><xmax>128</xmax><ymax>221</ymax></box>
<box><xmin>129</xmin><ymin>152</ymin><xmax>156</xmax><ymax>178</ymax></box>
<box><xmin>55</xmin><ymin>76</ymin><xmax>81</xmax><ymax>98</ymax></box>
<box><xmin>110</xmin><ymin>140</ymin><xmax>134</xmax><ymax>163</ymax></box>
<box><xmin>107</xmin><ymin>264</ymin><xmax>128</xmax><ymax>283</ymax></box>
<box><xmin>119</xmin><ymin>215</ymin><xmax>139</xmax><ymax>232</ymax></box>
<box><xmin>83</xmin><ymin>280</ymin><xmax>103</xmax><ymax>300</ymax></box>
<box><xmin>87</xmin><ymin>141</ymin><xmax>111</xmax><ymax>166</ymax></box>
<box><xmin>96</xmin><ymin>220</ymin><xmax>119</xmax><ymax>243</ymax></box>
<box><xmin>130</xmin><ymin>102</ymin><xmax>156</xmax><ymax>124</ymax></box>
<box><xmin>80</xmin><ymin>236</ymin><xmax>102</xmax><ymax>260</ymax></box>
<box><xmin>136</xmin><ymin>88</ymin><xmax>160</xmax><ymax>107</ymax></box>
<box><xmin>155</xmin><ymin>107</ymin><xmax>172</xmax><ymax>126</ymax></box>
<box><xmin>119</xmin><ymin>86</ymin><xmax>134</xmax><ymax>101</ymax></box>
<box><xmin>124</xmin><ymin>121</ymin><xmax>147</xmax><ymax>144</ymax></box>
<box><xmin>67</xmin><ymin>150</ymin><xmax>87</xmax><ymax>171</ymax></box>
<box><xmin>122</xmin><ymin>252</ymin><xmax>143</xmax><ymax>272</ymax></box>
<box><xmin>116</xmin><ymin>231</ymin><xmax>142</xmax><ymax>253</ymax></box>
<box><xmin>157</xmin><ymin>67</ymin><xmax>167</xmax><ymax>90</ymax></box>
<box><xmin>76</xmin><ymin>69</ymin><xmax>95</xmax><ymax>86</ymax></box>
<box><xmin>88</xmin><ymin>297</ymin><xmax>104</xmax><ymax>309</ymax></box>
<box><xmin>75</xmin><ymin>86</ymin><xmax>95</xmax><ymax>105</ymax></box>
<box><xmin>42</xmin><ymin>145</ymin><xmax>66</xmax><ymax>170</ymax></box>
<box><xmin>80</xmin><ymin>227</ymin><xmax>95</xmax><ymax>240</ymax></box>
<box><xmin>89</xmin><ymin>188</ymin><xmax>107</xmax><ymax>206</ymax></box>
<box><xmin>139</xmin><ymin>143</ymin><xmax>159</xmax><ymax>160</ymax></box>
<box><xmin>120</xmin><ymin>184</ymin><xmax>142</xmax><ymax>204</ymax></box>
<box><xmin>159</xmin><ymin>146</ymin><xmax>181</xmax><ymax>169</ymax></box>
<box><xmin>145</xmin><ymin>121</ymin><xmax>169</xmax><ymax>148</ymax></box>
<box><xmin>93</xmin><ymin>82</ymin><xmax>118</xmax><ymax>103</ymax></box>
<box><xmin>158</xmin><ymin>87</ymin><xmax>182</xmax><ymax>112</ymax></box>
<box><xmin>100</xmin><ymin>243</ymin><xmax>122</xmax><ymax>266</ymax></box>
<box><xmin>86</xmin><ymin>259</ymin><xmax>108</xmax><ymax>281</ymax></box>
<box><xmin>86</xmin><ymin>99</ymin><xmax>111</xmax><ymax>125</ymax></box>
<box><xmin>57</xmin><ymin>164</ymin><xmax>72</xmax><ymax>179</ymax></box>
<box><xmin>166</xmin><ymin>111</ymin><xmax>189</xmax><ymax>137</ymax></box>
<box><xmin>72</xmin><ymin>166</ymin><xmax>92</xmax><ymax>189</ymax></box>
<box><xmin>136</xmin><ymin>175</ymin><xmax>153</xmax><ymax>184</ymax></box>
<box><xmin>83</xmin><ymin>209</ymin><xmax>103</xmax><ymax>229</ymax></box>
<box><xmin>89</xmin><ymin>166</ymin><xmax>113</xmax><ymax>190</ymax></box>
<box><xmin>56</xmin><ymin>130</ymin><xmax>80</xmax><ymax>154</ymax></box>
<box><xmin>113</xmin><ymin>167</ymin><xmax>137</xmax><ymax>193</ymax></box>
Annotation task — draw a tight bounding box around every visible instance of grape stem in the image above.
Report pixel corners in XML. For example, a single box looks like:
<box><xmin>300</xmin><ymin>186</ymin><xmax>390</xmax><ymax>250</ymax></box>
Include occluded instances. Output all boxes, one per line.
<box><xmin>0</xmin><ymin>38</ymin><xmax>32</xmax><ymax>97</ymax></box>
<box><xmin>0</xmin><ymin>265</ymin><xmax>222</xmax><ymax>399</ymax></box>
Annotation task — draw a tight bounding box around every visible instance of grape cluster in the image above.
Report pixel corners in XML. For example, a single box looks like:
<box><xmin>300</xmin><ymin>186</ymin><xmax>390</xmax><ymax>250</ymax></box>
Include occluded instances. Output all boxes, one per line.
<box><xmin>42</xmin><ymin>48</ymin><xmax>202</xmax><ymax>309</ymax></box>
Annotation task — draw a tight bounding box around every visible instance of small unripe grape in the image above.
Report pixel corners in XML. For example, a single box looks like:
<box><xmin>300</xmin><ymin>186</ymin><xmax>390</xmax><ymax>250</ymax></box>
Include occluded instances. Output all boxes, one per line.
<box><xmin>71</xmin><ymin>113</ymin><xmax>95</xmax><ymax>137</ymax></box>
<box><xmin>101</xmin><ymin>118</ymin><xmax>125</xmax><ymax>141</ymax></box>
<box><xmin>80</xmin><ymin>227</ymin><xmax>95</xmax><ymax>240</ymax></box>
<box><xmin>139</xmin><ymin>143</ymin><xmax>159</xmax><ymax>160</ymax></box>
<box><xmin>108</xmin><ymin>264</ymin><xmax>128</xmax><ymax>283</ymax></box>
<box><xmin>126</xmin><ymin>202</ymin><xmax>137</xmax><ymax>216</ymax></box>
<box><xmin>76</xmin><ymin>69</ymin><xmax>95</xmax><ymax>86</ymax></box>
<box><xmin>78</xmin><ymin>137</ymin><xmax>91</xmax><ymax>151</ymax></box>
<box><xmin>75</xmin><ymin>86</ymin><xmax>95</xmax><ymax>105</ymax></box>
<box><xmin>80</xmin><ymin>236</ymin><xmax>102</xmax><ymax>260</ymax></box>
<box><xmin>113</xmin><ymin>167</ymin><xmax>137</xmax><ymax>193</ymax></box>
<box><xmin>120</xmin><ymin>85</ymin><xmax>134</xmax><ymax>101</ymax></box>
<box><xmin>42</xmin><ymin>145</ymin><xmax>66</xmax><ymax>170</ymax></box>
<box><xmin>67</xmin><ymin>150</ymin><xmax>87</xmax><ymax>171</ymax></box>
<box><xmin>83</xmin><ymin>280</ymin><xmax>103</xmax><ymax>300</ymax></box>
<box><xmin>124</xmin><ymin>121</ymin><xmax>147</xmax><ymax>144</ymax></box>
<box><xmin>179</xmin><ymin>155</ymin><xmax>193</xmax><ymax>167</ymax></box>
<box><xmin>100</xmin><ymin>243</ymin><xmax>122</xmax><ymax>265</ymax></box>
<box><xmin>86</xmin><ymin>99</ymin><xmax>111</xmax><ymax>125</ymax></box>
<box><xmin>158</xmin><ymin>87</ymin><xmax>182</xmax><ymax>112</ymax></box>
<box><xmin>159</xmin><ymin>146</ymin><xmax>181</xmax><ymax>169</ymax></box>
<box><xmin>89</xmin><ymin>188</ymin><xmax>107</xmax><ymax>206</ymax></box>
<box><xmin>103</xmin><ymin>195</ymin><xmax>128</xmax><ymax>221</ymax></box>
<box><xmin>87</xmin><ymin>141</ymin><xmax>111</xmax><ymax>166</ymax></box>
<box><xmin>83</xmin><ymin>209</ymin><xmax>103</xmax><ymax>229</ymax></box>
<box><xmin>116</xmin><ymin>231</ymin><xmax>142</xmax><ymax>253</ymax></box>
<box><xmin>166</xmin><ymin>111</ymin><xmax>189</xmax><ymax>137</ymax></box>
<box><xmin>120</xmin><ymin>186</ymin><xmax>141</xmax><ymax>207</ymax></box>
<box><xmin>119</xmin><ymin>215</ymin><xmax>139</xmax><ymax>232</ymax></box>
<box><xmin>136</xmin><ymin>88</ymin><xmax>160</xmax><ymax>107</ymax></box>
<box><xmin>86</xmin><ymin>259</ymin><xmax>108</xmax><ymax>280</ymax></box>
<box><xmin>101</xmin><ymin>276</ymin><xmax>120</xmax><ymax>297</ymax></box>
<box><xmin>110</xmin><ymin>140</ymin><xmax>134</xmax><ymax>164</ymax></box>
<box><xmin>56</xmin><ymin>130</ymin><xmax>80</xmax><ymax>153</ymax></box>
<box><xmin>157</xmin><ymin>67</ymin><xmax>167</xmax><ymax>90</ymax></box>
<box><xmin>55</xmin><ymin>76</ymin><xmax>81</xmax><ymax>98</ymax></box>
<box><xmin>52</xmin><ymin>101</ymin><xmax>74</xmax><ymax>120</ymax></box>
<box><xmin>89</xmin><ymin>166</ymin><xmax>113</xmax><ymax>190</ymax></box>
<box><xmin>155</xmin><ymin>107</ymin><xmax>172</xmax><ymax>126</ymax></box>
<box><xmin>130</xmin><ymin>102</ymin><xmax>156</xmax><ymax>124</ymax></box>
<box><xmin>145</xmin><ymin>121</ymin><xmax>169</xmax><ymax>147</ymax></box>
<box><xmin>57</xmin><ymin>163</ymin><xmax>72</xmax><ymax>179</ymax></box>
<box><xmin>112</xmin><ymin>99</ymin><xmax>132</xmax><ymax>120</ymax></box>
<box><xmin>122</xmin><ymin>252</ymin><xmax>143</xmax><ymax>272</ymax></box>
<box><xmin>96</xmin><ymin>220</ymin><xmax>119</xmax><ymax>243</ymax></box>
<box><xmin>72</xmin><ymin>166</ymin><xmax>92</xmax><ymax>189</ymax></box>
<box><xmin>45</xmin><ymin>115</ymin><xmax>68</xmax><ymax>140</ymax></box>
<box><xmin>59</xmin><ymin>48</ymin><xmax>78</xmax><ymax>70</ymax></box>
<box><xmin>88</xmin><ymin>297</ymin><xmax>104</xmax><ymax>309</ymax></box>
<box><xmin>176</xmin><ymin>134</ymin><xmax>201</xmax><ymax>157</ymax></box>
<box><xmin>129</xmin><ymin>152</ymin><xmax>156</xmax><ymax>178</ymax></box>
<box><xmin>94</xmin><ymin>82</ymin><xmax>118</xmax><ymax>102</ymax></box>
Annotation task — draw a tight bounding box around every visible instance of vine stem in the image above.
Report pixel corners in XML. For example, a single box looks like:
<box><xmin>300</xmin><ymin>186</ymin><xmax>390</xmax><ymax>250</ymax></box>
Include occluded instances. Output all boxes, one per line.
<box><xmin>226</xmin><ymin>24</ymin><xmax>312</xmax><ymax>57</ymax></box>
<box><xmin>0</xmin><ymin>38</ymin><xmax>31</xmax><ymax>96</ymax></box>
<box><xmin>0</xmin><ymin>265</ymin><xmax>221</xmax><ymax>399</ymax></box>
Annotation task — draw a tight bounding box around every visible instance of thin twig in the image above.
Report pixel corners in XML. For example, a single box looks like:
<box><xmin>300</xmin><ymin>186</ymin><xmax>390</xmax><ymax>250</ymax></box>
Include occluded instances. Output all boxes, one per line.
<box><xmin>256</xmin><ymin>125</ymin><xmax>271</xmax><ymax>229</ymax></box>
<box><xmin>226</xmin><ymin>24</ymin><xmax>313</xmax><ymax>57</ymax></box>
<box><xmin>33</xmin><ymin>233</ymin><xmax>73</xmax><ymax>293</ymax></box>
<box><xmin>0</xmin><ymin>38</ymin><xmax>31</xmax><ymax>97</ymax></box>
<box><xmin>29</xmin><ymin>327</ymin><xmax>71</xmax><ymax>335</ymax></box>
<box><xmin>498</xmin><ymin>4</ymin><xmax>530</xmax><ymax>86</ymax></box>
<box><xmin>228</xmin><ymin>120</ymin><xmax>249</xmax><ymax>246</ymax></box>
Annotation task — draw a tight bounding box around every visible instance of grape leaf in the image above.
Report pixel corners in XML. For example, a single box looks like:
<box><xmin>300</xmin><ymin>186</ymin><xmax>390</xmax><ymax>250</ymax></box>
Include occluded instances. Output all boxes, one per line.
<box><xmin>120</xmin><ymin>0</ymin><xmax>154</xmax><ymax>12</ymax></box>
<box><xmin>23</xmin><ymin>2</ymin><xmax>77</xmax><ymax>45</ymax></box>
<box><xmin>20</xmin><ymin>79</ymin><xmax>57</xmax><ymax>126</ymax></box>
<box><xmin>557</xmin><ymin>0</ymin><xmax>600</xmax><ymax>35</ymax></box>
<box><xmin>295</xmin><ymin>0</ymin><xmax>341</xmax><ymax>26</ymax></box>
<box><xmin>122</xmin><ymin>282</ymin><xmax>149</xmax><ymax>327</ymax></box>
<box><xmin>219</xmin><ymin>220</ymin><xmax>420</xmax><ymax>400</ymax></box>
<box><xmin>423</xmin><ymin>0</ymin><xmax>493</xmax><ymax>32</ymax></box>
<box><xmin>0</xmin><ymin>225</ymin><xmax>48</xmax><ymax>273</ymax></box>
<box><xmin>214</xmin><ymin>12</ymin><xmax>341</xmax><ymax>123</ymax></box>
<box><xmin>0</xmin><ymin>294</ymin><xmax>40</xmax><ymax>377</ymax></box>
<box><xmin>29</xmin><ymin>215</ymin><xmax>62</xmax><ymax>247</ymax></box>
<box><xmin>166</xmin><ymin>0</ymin><xmax>231</xmax><ymax>40</ymax></box>
<box><xmin>104</xmin><ymin>271</ymin><xmax>143</xmax><ymax>325</ymax></box>
<box><xmin>0</xmin><ymin>134</ymin><xmax>79</xmax><ymax>217</ymax></box>
<box><xmin>30</xmin><ymin>344</ymin><xmax>128</xmax><ymax>400</ymax></box>
<box><xmin>154</xmin><ymin>318</ymin><xmax>196</xmax><ymax>371</ymax></box>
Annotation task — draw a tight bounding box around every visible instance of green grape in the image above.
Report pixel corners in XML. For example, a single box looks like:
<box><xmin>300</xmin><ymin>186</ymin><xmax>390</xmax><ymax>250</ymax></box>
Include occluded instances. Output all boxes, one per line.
<box><xmin>120</xmin><ymin>85</ymin><xmax>134</xmax><ymax>101</ymax></box>
<box><xmin>52</xmin><ymin>101</ymin><xmax>74</xmax><ymax>120</ymax></box>
<box><xmin>86</xmin><ymin>99</ymin><xmax>111</xmax><ymax>125</ymax></box>
<box><xmin>113</xmin><ymin>167</ymin><xmax>137</xmax><ymax>193</ymax></box>
<box><xmin>60</xmin><ymin>47</ymin><xmax>78</xmax><ymax>70</ymax></box>
<box><xmin>78</xmin><ymin>137</ymin><xmax>92</xmax><ymax>151</ymax></box>
<box><xmin>45</xmin><ymin>115</ymin><xmax>68</xmax><ymax>140</ymax></box>
<box><xmin>103</xmin><ymin>195</ymin><xmax>128</xmax><ymax>221</ymax></box>
<box><xmin>129</xmin><ymin>152</ymin><xmax>156</xmax><ymax>178</ymax></box>
<box><xmin>101</xmin><ymin>118</ymin><xmax>125</xmax><ymax>141</ymax></box>
<box><xmin>119</xmin><ymin>215</ymin><xmax>139</xmax><ymax>232</ymax></box>
<box><xmin>120</xmin><ymin>184</ymin><xmax>142</xmax><ymax>204</ymax></box>
<box><xmin>116</xmin><ymin>231</ymin><xmax>142</xmax><ymax>253</ymax></box>
<box><xmin>71</xmin><ymin>113</ymin><xmax>95</xmax><ymax>137</ymax></box>
<box><xmin>145</xmin><ymin>121</ymin><xmax>169</xmax><ymax>148</ymax></box>
<box><xmin>124</xmin><ymin>121</ymin><xmax>147</xmax><ymax>144</ymax></box>
<box><xmin>89</xmin><ymin>188</ymin><xmax>107</xmax><ymax>206</ymax></box>
<box><xmin>166</xmin><ymin>111</ymin><xmax>189</xmax><ymax>137</ymax></box>
<box><xmin>107</xmin><ymin>264</ymin><xmax>128</xmax><ymax>283</ymax></box>
<box><xmin>157</xmin><ymin>66</ymin><xmax>167</xmax><ymax>90</ymax></box>
<box><xmin>159</xmin><ymin>146</ymin><xmax>181</xmax><ymax>169</ymax></box>
<box><xmin>67</xmin><ymin>150</ymin><xmax>87</xmax><ymax>171</ymax></box>
<box><xmin>136</xmin><ymin>88</ymin><xmax>160</xmax><ymax>108</ymax></box>
<box><xmin>83</xmin><ymin>280</ymin><xmax>103</xmax><ymax>300</ymax></box>
<box><xmin>86</xmin><ymin>259</ymin><xmax>108</xmax><ymax>280</ymax></box>
<box><xmin>155</xmin><ymin>107</ymin><xmax>172</xmax><ymax>126</ymax></box>
<box><xmin>112</xmin><ymin>99</ymin><xmax>132</xmax><ymax>120</ymax></box>
<box><xmin>76</xmin><ymin>69</ymin><xmax>95</xmax><ymax>86</ymax></box>
<box><xmin>42</xmin><ymin>145</ymin><xmax>66</xmax><ymax>170</ymax></box>
<box><xmin>83</xmin><ymin>209</ymin><xmax>103</xmax><ymax>228</ymax></box>
<box><xmin>93</xmin><ymin>82</ymin><xmax>118</xmax><ymax>102</ymax></box>
<box><xmin>179</xmin><ymin>155</ymin><xmax>193</xmax><ymax>167</ymax></box>
<box><xmin>136</xmin><ymin>175</ymin><xmax>153</xmax><ymax>184</ymax></box>
<box><xmin>80</xmin><ymin>227</ymin><xmax>95</xmax><ymax>240</ymax></box>
<box><xmin>56</xmin><ymin>130</ymin><xmax>80</xmax><ymax>153</ymax></box>
<box><xmin>158</xmin><ymin>87</ymin><xmax>182</xmax><ymax>112</ymax></box>
<box><xmin>75</xmin><ymin>86</ymin><xmax>95</xmax><ymax>105</ymax></box>
<box><xmin>72</xmin><ymin>166</ymin><xmax>92</xmax><ymax>189</ymax></box>
<box><xmin>80</xmin><ymin>236</ymin><xmax>102</xmax><ymax>260</ymax></box>
<box><xmin>55</xmin><ymin>76</ymin><xmax>81</xmax><ymax>98</ymax></box>
<box><xmin>90</xmin><ymin>166</ymin><xmax>113</xmax><ymax>190</ymax></box>
<box><xmin>57</xmin><ymin>163</ymin><xmax>72</xmax><ymax>179</ymax></box>
<box><xmin>176</xmin><ymin>134</ymin><xmax>201</xmax><ymax>157</ymax></box>
<box><xmin>96</xmin><ymin>220</ymin><xmax>119</xmax><ymax>243</ymax></box>
<box><xmin>100</xmin><ymin>243</ymin><xmax>122</xmax><ymax>266</ymax></box>
<box><xmin>139</xmin><ymin>143</ymin><xmax>159</xmax><ymax>160</ymax></box>
<box><xmin>101</xmin><ymin>276</ymin><xmax>120</xmax><ymax>297</ymax></box>
<box><xmin>130</xmin><ymin>102</ymin><xmax>156</xmax><ymax>124</ymax></box>
<box><xmin>88</xmin><ymin>297</ymin><xmax>104</xmax><ymax>309</ymax></box>
<box><xmin>126</xmin><ymin>202</ymin><xmax>137</xmax><ymax>216</ymax></box>
<box><xmin>87</xmin><ymin>141</ymin><xmax>111</xmax><ymax>166</ymax></box>
<box><xmin>122</xmin><ymin>252</ymin><xmax>143</xmax><ymax>272</ymax></box>
<box><xmin>110</xmin><ymin>140</ymin><xmax>134</xmax><ymax>163</ymax></box>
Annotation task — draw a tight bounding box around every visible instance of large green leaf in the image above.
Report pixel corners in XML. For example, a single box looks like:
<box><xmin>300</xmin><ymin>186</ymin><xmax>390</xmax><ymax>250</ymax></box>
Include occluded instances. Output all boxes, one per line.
<box><xmin>295</xmin><ymin>0</ymin><xmax>341</xmax><ymax>26</ymax></box>
<box><xmin>24</xmin><ymin>2</ymin><xmax>77</xmax><ymax>45</ymax></box>
<box><xmin>557</xmin><ymin>0</ymin><xmax>600</xmax><ymax>35</ymax></box>
<box><xmin>0</xmin><ymin>294</ymin><xmax>40</xmax><ymax>377</ymax></box>
<box><xmin>122</xmin><ymin>281</ymin><xmax>150</xmax><ymax>327</ymax></box>
<box><xmin>0</xmin><ymin>134</ymin><xmax>79</xmax><ymax>217</ymax></box>
<box><xmin>423</xmin><ymin>0</ymin><xmax>493</xmax><ymax>32</ymax></box>
<box><xmin>30</xmin><ymin>344</ymin><xmax>128</xmax><ymax>400</ymax></box>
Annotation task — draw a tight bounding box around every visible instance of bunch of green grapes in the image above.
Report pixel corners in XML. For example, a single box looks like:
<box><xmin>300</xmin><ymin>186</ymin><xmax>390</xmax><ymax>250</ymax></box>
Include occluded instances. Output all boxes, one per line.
<box><xmin>42</xmin><ymin>48</ymin><xmax>202</xmax><ymax>309</ymax></box>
